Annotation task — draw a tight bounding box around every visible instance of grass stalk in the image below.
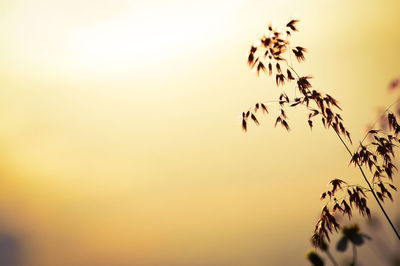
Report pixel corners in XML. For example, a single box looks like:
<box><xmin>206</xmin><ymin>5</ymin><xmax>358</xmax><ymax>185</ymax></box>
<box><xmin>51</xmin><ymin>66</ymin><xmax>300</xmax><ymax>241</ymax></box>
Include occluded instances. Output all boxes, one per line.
<box><xmin>334</xmin><ymin>130</ymin><xmax>400</xmax><ymax>240</ymax></box>
<box><xmin>324</xmin><ymin>249</ymin><xmax>339</xmax><ymax>266</ymax></box>
<box><xmin>351</xmin><ymin>242</ymin><xmax>357</xmax><ymax>266</ymax></box>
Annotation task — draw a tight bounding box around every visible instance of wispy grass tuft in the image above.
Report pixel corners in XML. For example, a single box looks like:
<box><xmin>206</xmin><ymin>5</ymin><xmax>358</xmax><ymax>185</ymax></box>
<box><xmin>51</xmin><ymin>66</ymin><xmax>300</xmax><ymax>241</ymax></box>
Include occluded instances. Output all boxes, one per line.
<box><xmin>241</xmin><ymin>19</ymin><xmax>400</xmax><ymax>247</ymax></box>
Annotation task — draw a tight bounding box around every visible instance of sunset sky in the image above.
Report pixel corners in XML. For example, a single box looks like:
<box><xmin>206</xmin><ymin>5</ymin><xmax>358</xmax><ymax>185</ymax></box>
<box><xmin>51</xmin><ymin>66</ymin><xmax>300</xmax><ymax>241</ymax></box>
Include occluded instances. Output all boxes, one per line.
<box><xmin>0</xmin><ymin>0</ymin><xmax>399</xmax><ymax>265</ymax></box>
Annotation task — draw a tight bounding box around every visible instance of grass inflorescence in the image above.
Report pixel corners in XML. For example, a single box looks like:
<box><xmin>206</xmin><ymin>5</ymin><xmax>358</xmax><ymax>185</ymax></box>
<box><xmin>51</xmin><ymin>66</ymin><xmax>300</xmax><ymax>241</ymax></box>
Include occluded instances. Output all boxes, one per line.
<box><xmin>242</xmin><ymin>19</ymin><xmax>400</xmax><ymax>248</ymax></box>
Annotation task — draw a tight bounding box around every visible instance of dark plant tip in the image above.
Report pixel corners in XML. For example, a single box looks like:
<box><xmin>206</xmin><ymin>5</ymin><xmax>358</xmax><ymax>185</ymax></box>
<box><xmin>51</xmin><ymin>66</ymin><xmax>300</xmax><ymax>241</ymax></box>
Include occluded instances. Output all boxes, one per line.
<box><xmin>306</xmin><ymin>250</ymin><xmax>324</xmax><ymax>266</ymax></box>
<box><xmin>242</xmin><ymin>119</ymin><xmax>247</xmax><ymax>131</ymax></box>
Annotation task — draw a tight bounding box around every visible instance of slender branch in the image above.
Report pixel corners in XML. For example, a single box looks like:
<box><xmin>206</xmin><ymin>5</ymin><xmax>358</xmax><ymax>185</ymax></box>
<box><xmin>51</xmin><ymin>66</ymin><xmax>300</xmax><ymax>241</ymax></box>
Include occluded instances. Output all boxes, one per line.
<box><xmin>352</xmin><ymin>243</ymin><xmax>357</xmax><ymax>266</ymax></box>
<box><xmin>244</xmin><ymin>95</ymin><xmax>400</xmax><ymax>240</ymax></box>
<box><xmin>358</xmin><ymin>98</ymin><xmax>400</xmax><ymax>148</ymax></box>
<box><xmin>324</xmin><ymin>249</ymin><xmax>339</xmax><ymax>266</ymax></box>
<box><xmin>284</xmin><ymin>60</ymin><xmax>300</xmax><ymax>79</ymax></box>
<box><xmin>251</xmin><ymin>72</ymin><xmax>400</xmax><ymax>240</ymax></box>
<box><xmin>334</xmin><ymin>130</ymin><xmax>400</xmax><ymax>240</ymax></box>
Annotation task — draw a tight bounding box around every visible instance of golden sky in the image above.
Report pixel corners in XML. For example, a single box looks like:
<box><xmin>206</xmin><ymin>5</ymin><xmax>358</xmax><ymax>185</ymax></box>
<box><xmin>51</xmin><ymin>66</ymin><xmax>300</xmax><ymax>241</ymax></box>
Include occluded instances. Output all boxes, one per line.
<box><xmin>0</xmin><ymin>0</ymin><xmax>399</xmax><ymax>265</ymax></box>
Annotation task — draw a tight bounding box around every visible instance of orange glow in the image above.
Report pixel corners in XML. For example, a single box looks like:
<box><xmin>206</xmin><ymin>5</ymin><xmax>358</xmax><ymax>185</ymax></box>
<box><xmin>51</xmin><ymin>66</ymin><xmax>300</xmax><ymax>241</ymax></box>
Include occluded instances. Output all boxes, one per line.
<box><xmin>0</xmin><ymin>0</ymin><xmax>399</xmax><ymax>265</ymax></box>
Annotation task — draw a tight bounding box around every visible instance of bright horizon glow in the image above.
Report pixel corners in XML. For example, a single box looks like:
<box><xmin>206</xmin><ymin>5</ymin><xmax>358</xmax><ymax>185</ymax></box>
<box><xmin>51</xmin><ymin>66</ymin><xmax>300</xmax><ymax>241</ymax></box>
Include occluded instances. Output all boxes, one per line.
<box><xmin>67</xmin><ymin>7</ymin><xmax>221</xmax><ymax>71</ymax></box>
<box><xmin>1</xmin><ymin>1</ymin><xmax>399</xmax><ymax>266</ymax></box>
<box><xmin>3</xmin><ymin>1</ymin><xmax>244</xmax><ymax>78</ymax></box>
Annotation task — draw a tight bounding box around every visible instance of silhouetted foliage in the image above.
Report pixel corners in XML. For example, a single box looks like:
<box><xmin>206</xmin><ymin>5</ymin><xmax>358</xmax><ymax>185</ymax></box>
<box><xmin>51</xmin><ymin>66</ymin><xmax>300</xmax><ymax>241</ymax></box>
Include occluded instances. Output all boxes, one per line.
<box><xmin>241</xmin><ymin>19</ymin><xmax>400</xmax><ymax>248</ymax></box>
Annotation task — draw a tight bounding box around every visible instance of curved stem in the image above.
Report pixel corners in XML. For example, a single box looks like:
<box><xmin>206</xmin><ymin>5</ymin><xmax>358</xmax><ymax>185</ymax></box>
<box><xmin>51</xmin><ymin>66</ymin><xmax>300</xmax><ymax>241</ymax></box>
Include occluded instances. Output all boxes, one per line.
<box><xmin>358</xmin><ymin>98</ymin><xmax>400</xmax><ymax>148</ymax></box>
<box><xmin>352</xmin><ymin>243</ymin><xmax>357</xmax><ymax>266</ymax></box>
<box><xmin>353</xmin><ymin>97</ymin><xmax>400</xmax><ymax>195</ymax></box>
<box><xmin>334</xmin><ymin>130</ymin><xmax>400</xmax><ymax>240</ymax></box>
<box><xmin>324</xmin><ymin>250</ymin><xmax>339</xmax><ymax>266</ymax></box>
<box><xmin>284</xmin><ymin>60</ymin><xmax>300</xmax><ymax>79</ymax></box>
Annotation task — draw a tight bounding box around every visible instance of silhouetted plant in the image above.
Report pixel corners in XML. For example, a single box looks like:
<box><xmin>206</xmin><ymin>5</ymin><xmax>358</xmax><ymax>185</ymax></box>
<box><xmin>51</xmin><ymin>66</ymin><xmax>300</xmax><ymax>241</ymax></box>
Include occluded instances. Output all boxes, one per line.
<box><xmin>307</xmin><ymin>224</ymin><xmax>370</xmax><ymax>266</ymax></box>
<box><xmin>336</xmin><ymin>224</ymin><xmax>371</xmax><ymax>266</ymax></box>
<box><xmin>241</xmin><ymin>19</ymin><xmax>400</xmax><ymax>247</ymax></box>
<box><xmin>306</xmin><ymin>250</ymin><xmax>324</xmax><ymax>266</ymax></box>
<box><xmin>366</xmin><ymin>77</ymin><xmax>400</xmax><ymax>134</ymax></box>
<box><xmin>307</xmin><ymin>238</ymin><xmax>338</xmax><ymax>266</ymax></box>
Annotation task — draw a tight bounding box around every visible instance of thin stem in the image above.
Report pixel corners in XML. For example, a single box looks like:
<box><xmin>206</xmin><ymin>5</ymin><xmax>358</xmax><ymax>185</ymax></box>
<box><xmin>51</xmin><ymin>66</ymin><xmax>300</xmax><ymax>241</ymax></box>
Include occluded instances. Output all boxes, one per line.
<box><xmin>285</xmin><ymin>47</ymin><xmax>297</xmax><ymax>98</ymax></box>
<box><xmin>352</xmin><ymin>243</ymin><xmax>357</xmax><ymax>266</ymax></box>
<box><xmin>334</xmin><ymin>130</ymin><xmax>400</xmax><ymax>240</ymax></box>
<box><xmin>358</xmin><ymin>98</ymin><xmax>400</xmax><ymax>148</ymax></box>
<box><xmin>284</xmin><ymin>60</ymin><xmax>300</xmax><ymax>79</ymax></box>
<box><xmin>243</xmin><ymin>76</ymin><xmax>400</xmax><ymax>240</ymax></box>
<box><xmin>324</xmin><ymin>250</ymin><xmax>339</xmax><ymax>266</ymax></box>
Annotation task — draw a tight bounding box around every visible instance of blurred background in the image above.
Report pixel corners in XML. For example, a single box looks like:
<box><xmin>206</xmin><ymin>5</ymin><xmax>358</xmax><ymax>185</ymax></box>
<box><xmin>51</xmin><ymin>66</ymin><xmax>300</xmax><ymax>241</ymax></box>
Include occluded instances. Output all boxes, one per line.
<box><xmin>0</xmin><ymin>0</ymin><xmax>399</xmax><ymax>265</ymax></box>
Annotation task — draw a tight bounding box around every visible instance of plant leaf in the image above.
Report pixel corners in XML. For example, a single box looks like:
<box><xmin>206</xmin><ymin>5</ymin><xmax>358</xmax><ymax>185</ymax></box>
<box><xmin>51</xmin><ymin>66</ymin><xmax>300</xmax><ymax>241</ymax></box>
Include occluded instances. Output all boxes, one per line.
<box><xmin>336</xmin><ymin>236</ymin><xmax>348</xmax><ymax>252</ymax></box>
<box><xmin>350</xmin><ymin>234</ymin><xmax>364</xmax><ymax>246</ymax></box>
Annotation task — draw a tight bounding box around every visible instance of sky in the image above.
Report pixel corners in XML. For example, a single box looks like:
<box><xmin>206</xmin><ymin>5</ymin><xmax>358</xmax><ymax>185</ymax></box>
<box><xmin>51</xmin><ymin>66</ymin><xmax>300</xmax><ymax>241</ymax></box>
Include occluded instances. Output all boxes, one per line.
<box><xmin>0</xmin><ymin>0</ymin><xmax>399</xmax><ymax>265</ymax></box>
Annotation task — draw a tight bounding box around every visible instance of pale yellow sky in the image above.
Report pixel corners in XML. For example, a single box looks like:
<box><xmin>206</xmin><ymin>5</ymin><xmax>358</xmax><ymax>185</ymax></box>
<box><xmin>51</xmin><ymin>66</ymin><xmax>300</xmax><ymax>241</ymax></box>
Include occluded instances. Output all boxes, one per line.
<box><xmin>0</xmin><ymin>0</ymin><xmax>399</xmax><ymax>265</ymax></box>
